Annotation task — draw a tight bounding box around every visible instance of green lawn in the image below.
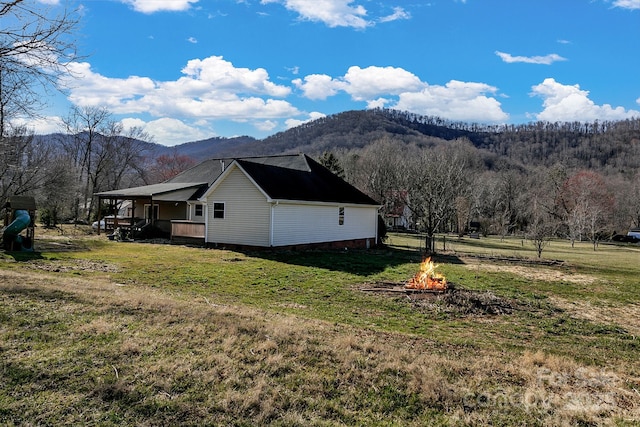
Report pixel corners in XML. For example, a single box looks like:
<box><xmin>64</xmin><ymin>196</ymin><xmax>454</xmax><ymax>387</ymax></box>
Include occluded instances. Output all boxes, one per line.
<box><xmin>1</xmin><ymin>228</ymin><xmax>638</xmax><ymax>425</ymax></box>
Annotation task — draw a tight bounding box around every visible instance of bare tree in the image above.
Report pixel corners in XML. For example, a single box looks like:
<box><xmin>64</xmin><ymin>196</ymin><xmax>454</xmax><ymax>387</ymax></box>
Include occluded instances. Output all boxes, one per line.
<box><xmin>455</xmin><ymin>195</ymin><xmax>471</xmax><ymax>236</ymax></box>
<box><xmin>559</xmin><ymin>170</ymin><xmax>614</xmax><ymax>250</ymax></box>
<box><xmin>36</xmin><ymin>153</ymin><xmax>76</xmax><ymax>226</ymax></box>
<box><xmin>526</xmin><ymin>195</ymin><xmax>558</xmax><ymax>258</ymax></box>
<box><xmin>0</xmin><ymin>0</ymin><xmax>79</xmax><ymax>134</ymax></box>
<box><xmin>0</xmin><ymin>125</ymin><xmax>52</xmax><ymax>207</ymax></box>
<box><xmin>618</xmin><ymin>172</ymin><xmax>640</xmax><ymax>230</ymax></box>
<box><xmin>405</xmin><ymin>145</ymin><xmax>469</xmax><ymax>253</ymax></box>
<box><xmin>94</xmin><ymin>122</ymin><xmax>154</xmax><ymax>192</ymax></box>
<box><xmin>346</xmin><ymin>138</ymin><xmax>410</xmax><ymax>226</ymax></box>
<box><xmin>0</xmin><ymin>0</ymin><xmax>79</xmax><ymax>207</ymax></box>
<box><xmin>60</xmin><ymin>107</ymin><xmax>154</xmax><ymax>221</ymax></box>
<box><xmin>60</xmin><ymin>106</ymin><xmax>110</xmax><ymax>221</ymax></box>
<box><xmin>147</xmin><ymin>149</ymin><xmax>196</xmax><ymax>183</ymax></box>
<box><xmin>351</xmin><ymin>138</ymin><xmax>408</xmax><ymax>204</ymax></box>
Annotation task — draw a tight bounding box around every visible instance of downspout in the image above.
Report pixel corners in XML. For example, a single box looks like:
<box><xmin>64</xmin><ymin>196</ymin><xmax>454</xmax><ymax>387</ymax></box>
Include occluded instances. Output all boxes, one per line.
<box><xmin>270</xmin><ymin>200</ymin><xmax>278</xmax><ymax>247</ymax></box>
<box><xmin>203</xmin><ymin>202</ymin><xmax>208</xmax><ymax>245</ymax></box>
<box><xmin>375</xmin><ymin>206</ymin><xmax>381</xmax><ymax>246</ymax></box>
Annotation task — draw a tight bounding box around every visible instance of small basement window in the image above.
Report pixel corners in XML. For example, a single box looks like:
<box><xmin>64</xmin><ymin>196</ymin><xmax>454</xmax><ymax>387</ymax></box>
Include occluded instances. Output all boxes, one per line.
<box><xmin>194</xmin><ymin>204</ymin><xmax>203</xmax><ymax>217</ymax></box>
<box><xmin>213</xmin><ymin>202</ymin><xmax>225</xmax><ymax>219</ymax></box>
<box><xmin>338</xmin><ymin>207</ymin><xmax>345</xmax><ymax>225</ymax></box>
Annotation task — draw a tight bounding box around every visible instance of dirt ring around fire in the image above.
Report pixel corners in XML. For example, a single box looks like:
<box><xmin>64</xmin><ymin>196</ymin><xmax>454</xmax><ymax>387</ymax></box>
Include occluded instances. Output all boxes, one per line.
<box><xmin>359</xmin><ymin>282</ymin><xmax>519</xmax><ymax>317</ymax></box>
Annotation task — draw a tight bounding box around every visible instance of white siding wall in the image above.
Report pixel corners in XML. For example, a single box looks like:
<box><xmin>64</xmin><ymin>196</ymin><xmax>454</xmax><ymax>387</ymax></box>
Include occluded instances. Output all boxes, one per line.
<box><xmin>206</xmin><ymin>168</ymin><xmax>271</xmax><ymax>246</ymax></box>
<box><xmin>271</xmin><ymin>203</ymin><xmax>377</xmax><ymax>247</ymax></box>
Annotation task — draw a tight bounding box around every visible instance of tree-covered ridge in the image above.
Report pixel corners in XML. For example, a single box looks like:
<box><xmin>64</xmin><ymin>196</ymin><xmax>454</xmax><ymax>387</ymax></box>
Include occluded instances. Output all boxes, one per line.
<box><xmin>260</xmin><ymin>109</ymin><xmax>640</xmax><ymax>174</ymax></box>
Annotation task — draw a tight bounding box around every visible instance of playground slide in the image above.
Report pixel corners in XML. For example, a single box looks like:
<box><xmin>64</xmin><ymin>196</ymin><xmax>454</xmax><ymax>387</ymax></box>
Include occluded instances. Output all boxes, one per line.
<box><xmin>2</xmin><ymin>209</ymin><xmax>33</xmax><ymax>251</ymax></box>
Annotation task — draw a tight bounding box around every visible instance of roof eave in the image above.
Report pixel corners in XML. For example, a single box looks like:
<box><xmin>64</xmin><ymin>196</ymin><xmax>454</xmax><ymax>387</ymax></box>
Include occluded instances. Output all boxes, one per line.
<box><xmin>269</xmin><ymin>198</ymin><xmax>381</xmax><ymax>208</ymax></box>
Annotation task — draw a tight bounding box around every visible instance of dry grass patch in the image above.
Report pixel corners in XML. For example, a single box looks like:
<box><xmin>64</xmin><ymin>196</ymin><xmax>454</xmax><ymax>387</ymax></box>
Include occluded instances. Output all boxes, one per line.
<box><xmin>1</xmin><ymin>266</ymin><xmax>639</xmax><ymax>425</ymax></box>
<box><xmin>462</xmin><ymin>261</ymin><xmax>600</xmax><ymax>285</ymax></box>
<box><xmin>548</xmin><ymin>297</ymin><xmax>640</xmax><ymax>337</ymax></box>
<box><xmin>24</xmin><ymin>258</ymin><xmax>121</xmax><ymax>273</ymax></box>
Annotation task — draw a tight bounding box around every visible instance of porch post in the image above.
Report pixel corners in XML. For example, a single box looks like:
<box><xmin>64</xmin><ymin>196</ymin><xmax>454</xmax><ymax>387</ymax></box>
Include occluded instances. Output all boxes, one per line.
<box><xmin>97</xmin><ymin>196</ymin><xmax>103</xmax><ymax>235</ymax></box>
<box><xmin>150</xmin><ymin>196</ymin><xmax>154</xmax><ymax>227</ymax></box>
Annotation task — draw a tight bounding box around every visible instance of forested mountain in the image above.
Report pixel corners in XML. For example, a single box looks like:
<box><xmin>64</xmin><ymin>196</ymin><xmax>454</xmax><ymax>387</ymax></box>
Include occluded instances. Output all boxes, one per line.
<box><xmin>164</xmin><ymin>109</ymin><xmax>640</xmax><ymax>177</ymax></box>
<box><xmin>228</xmin><ymin>109</ymin><xmax>457</xmax><ymax>157</ymax></box>
<box><xmin>170</xmin><ymin>136</ymin><xmax>256</xmax><ymax>160</ymax></box>
<box><xmin>37</xmin><ymin>108</ymin><xmax>640</xmax><ymax>175</ymax></box>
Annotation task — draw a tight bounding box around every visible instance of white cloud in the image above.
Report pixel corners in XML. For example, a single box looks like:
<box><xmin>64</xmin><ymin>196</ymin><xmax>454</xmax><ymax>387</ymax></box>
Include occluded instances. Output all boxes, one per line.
<box><xmin>254</xmin><ymin>120</ymin><xmax>278</xmax><ymax>132</ymax></box>
<box><xmin>61</xmin><ymin>56</ymin><xmax>299</xmax><ymax>121</ymax></box>
<box><xmin>531</xmin><ymin>78</ymin><xmax>640</xmax><ymax>122</ymax></box>
<box><xmin>295</xmin><ymin>66</ymin><xmax>507</xmax><ymax>123</ymax></box>
<box><xmin>121</xmin><ymin>117</ymin><xmax>211</xmax><ymax>146</ymax></box>
<box><xmin>613</xmin><ymin>0</ymin><xmax>640</xmax><ymax>10</ymax></box>
<box><xmin>366</xmin><ymin>98</ymin><xmax>389</xmax><ymax>109</ymax></box>
<box><xmin>379</xmin><ymin>7</ymin><xmax>411</xmax><ymax>23</ymax></box>
<box><xmin>261</xmin><ymin>0</ymin><xmax>370</xmax><ymax>28</ymax></box>
<box><xmin>121</xmin><ymin>0</ymin><xmax>199</xmax><ymax>13</ymax></box>
<box><xmin>261</xmin><ymin>1</ymin><xmax>410</xmax><ymax>28</ymax></box>
<box><xmin>61</xmin><ymin>62</ymin><xmax>156</xmax><ymax>112</ymax></box>
<box><xmin>342</xmin><ymin>66</ymin><xmax>425</xmax><ymax>100</ymax></box>
<box><xmin>285</xmin><ymin>111</ymin><xmax>326</xmax><ymax>129</ymax></box>
<box><xmin>187</xmin><ymin>37</ymin><xmax>198</xmax><ymax>44</ymax></box>
<box><xmin>294</xmin><ymin>66</ymin><xmax>424</xmax><ymax>101</ymax></box>
<box><xmin>12</xmin><ymin>115</ymin><xmax>64</xmax><ymax>134</ymax></box>
<box><xmin>394</xmin><ymin>80</ymin><xmax>509</xmax><ymax>122</ymax></box>
<box><xmin>286</xmin><ymin>66</ymin><xmax>300</xmax><ymax>75</ymax></box>
<box><xmin>181</xmin><ymin>56</ymin><xmax>291</xmax><ymax>97</ymax></box>
<box><xmin>293</xmin><ymin>74</ymin><xmax>341</xmax><ymax>100</ymax></box>
<box><xmin>495</xmin><ymin>51</ymin><xmax>567</xmax><ymax>65</ymax></box>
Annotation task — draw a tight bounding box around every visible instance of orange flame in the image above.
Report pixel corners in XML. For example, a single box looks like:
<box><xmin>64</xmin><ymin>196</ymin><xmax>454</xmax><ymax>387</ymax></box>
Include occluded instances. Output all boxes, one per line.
<box><xmin>406</xmin><ymin>257</ymin><xmax>448</xmax><ymax>291</ymax></box>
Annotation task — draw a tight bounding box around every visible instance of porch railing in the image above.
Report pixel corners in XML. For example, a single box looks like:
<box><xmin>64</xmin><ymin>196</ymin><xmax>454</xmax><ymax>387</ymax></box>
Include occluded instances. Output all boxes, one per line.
<box><xmin>171</xmin><ymin>220</ymin><xmax>205</xmax><ymax>239</ymax></box>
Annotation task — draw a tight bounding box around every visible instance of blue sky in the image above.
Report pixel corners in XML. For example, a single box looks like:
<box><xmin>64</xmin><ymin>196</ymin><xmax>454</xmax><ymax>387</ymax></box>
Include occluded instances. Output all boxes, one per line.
<box><xmin>26</xmin><ymin>0</ymin><xmax>640</xmax><ymax>146</ymax></box>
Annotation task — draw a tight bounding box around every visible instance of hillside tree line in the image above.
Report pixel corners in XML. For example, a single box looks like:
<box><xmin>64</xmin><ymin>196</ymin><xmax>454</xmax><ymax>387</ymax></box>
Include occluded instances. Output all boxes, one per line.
<box><xmin>324</xmin><ymin>132</ymin><xmax>640</xmax><ymax>254</ymax></box>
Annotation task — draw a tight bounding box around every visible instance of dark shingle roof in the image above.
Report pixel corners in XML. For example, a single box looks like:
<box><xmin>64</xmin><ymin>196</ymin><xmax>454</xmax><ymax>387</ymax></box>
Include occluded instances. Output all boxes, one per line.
<box><xmin>97</xmin><ymin>154</ymin><xmax>379</xmax><ymax>206</ymax></box>
<box><xmin>237</xmin><ymin>154</ymin><xmax>379</xmax><ymax>205</ymax></box>
<box><xmin>95</xmin><ymin>182</ymin><xmax>207</xmax><ymax>201</ymax></box>
<box><xmin>167</xmin><ymin>158</ymin><xmax>228</xmax><ymax>185</ymax></box>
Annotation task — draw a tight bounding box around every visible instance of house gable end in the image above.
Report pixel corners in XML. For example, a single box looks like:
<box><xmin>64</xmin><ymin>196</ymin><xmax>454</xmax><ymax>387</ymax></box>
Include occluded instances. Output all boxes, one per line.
<box><xmin>199</xmin><ymin>161</ymin><xmax>271</xmax><ymax>203</ymax></box>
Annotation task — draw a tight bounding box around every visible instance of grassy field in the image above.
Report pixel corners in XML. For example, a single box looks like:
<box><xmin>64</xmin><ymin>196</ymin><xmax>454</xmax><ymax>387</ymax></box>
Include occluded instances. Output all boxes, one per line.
<box><xmin>1</xmin><ymin>226</ymin><xmax>639</xmax><ymax>426</ymax></box>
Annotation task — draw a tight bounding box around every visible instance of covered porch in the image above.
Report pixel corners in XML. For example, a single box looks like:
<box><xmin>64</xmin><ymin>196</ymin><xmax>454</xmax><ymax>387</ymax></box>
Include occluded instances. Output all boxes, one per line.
<box><xmin>95</xmin><ymin>182</ymin><xmax>208</xmax><ymax>242</ymax></box>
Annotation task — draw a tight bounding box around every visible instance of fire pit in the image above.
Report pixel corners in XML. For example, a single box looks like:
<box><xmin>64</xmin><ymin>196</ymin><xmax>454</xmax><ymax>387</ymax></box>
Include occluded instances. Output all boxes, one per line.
<box><xmin>405</xmin><ymin>257</ymin><xmax>448</xmax><ymax>293</ymax></box>
<box><xmin>360</xmin><ymin>257</ymin><xmax>450</xmax><ymax>296</ymax></box>
<box><xmin>359</xmin><ymin>258</ymin><xmax>517</xmax><ymax>316</ymax></box>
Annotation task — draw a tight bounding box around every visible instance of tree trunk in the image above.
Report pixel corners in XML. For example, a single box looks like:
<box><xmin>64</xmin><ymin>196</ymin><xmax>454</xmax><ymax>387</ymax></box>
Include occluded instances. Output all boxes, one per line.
<box><xmin>425</xmin><ymin>235</ymin><xmax>435</xmax><ymax>254</ymax></box>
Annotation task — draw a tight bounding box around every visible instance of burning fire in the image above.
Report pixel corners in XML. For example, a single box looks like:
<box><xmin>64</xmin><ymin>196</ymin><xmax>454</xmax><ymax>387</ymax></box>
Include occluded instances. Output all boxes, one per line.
<box><xmin>405</xmin><ymin>257</ymin><xmax>448</xmax><ymax>291</ymax></box>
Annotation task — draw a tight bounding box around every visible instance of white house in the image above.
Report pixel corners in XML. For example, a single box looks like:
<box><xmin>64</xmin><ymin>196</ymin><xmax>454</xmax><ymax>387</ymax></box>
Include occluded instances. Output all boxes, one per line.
<box><xmin>96</xmin><ymin>154</ymin><xmax>381</xmax><ymax>249</ymax></box>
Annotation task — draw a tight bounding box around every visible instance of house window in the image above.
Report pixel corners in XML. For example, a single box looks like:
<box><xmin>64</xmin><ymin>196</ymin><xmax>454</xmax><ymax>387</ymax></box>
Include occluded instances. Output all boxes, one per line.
<box><xmin>194</xmin><ymin>204</ymin><xmax>203</xmax><ymax>217</ymax></box>
<box><xmin>213</xmin><ymin>202</ymin><xmax>225</xmax><ymax>219</ymax></box>
<box><xmin>338</xmin><ymin>207</ymin><xmax>345</xmax><ymax>225</ymax></box>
